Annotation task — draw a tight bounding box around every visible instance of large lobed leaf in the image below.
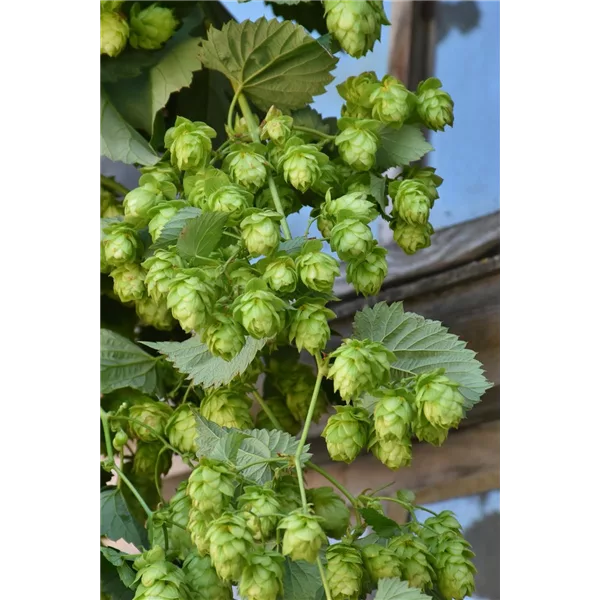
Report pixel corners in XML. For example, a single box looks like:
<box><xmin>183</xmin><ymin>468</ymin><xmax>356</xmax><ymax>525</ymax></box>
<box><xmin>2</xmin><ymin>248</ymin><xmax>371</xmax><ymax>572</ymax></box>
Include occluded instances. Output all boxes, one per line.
<box><xmin>376</xmin><ymin>125</ymin><xmax>433</xmax><ymax>170</ymax></box>
<box><xmin>282</xmin><ymin>558</ymin><xmax>324</xmax><ymax>600</ymax></box>
<box><xmin>100</xmin><ymin>488</ymin><xmax>148</xmax><ymax>549</ymax></box>
<box><xmin>374</xmin><ymin>578</ymin><xmax>432</xmax><ymax>600</ymax></box>
<box><xmin>200</xmin><ymin>17</ymin><xmax>337</xmax><ymax>111</ymax></box>
<box><xmin>359</xmin><ymin>508</ymin><xmax>402</xmax><ymax>538</ymax></box>
<box><xmin>353</xmin><ymin>302</ymin><xmax>492</xmax><ymax>409</ymax></box>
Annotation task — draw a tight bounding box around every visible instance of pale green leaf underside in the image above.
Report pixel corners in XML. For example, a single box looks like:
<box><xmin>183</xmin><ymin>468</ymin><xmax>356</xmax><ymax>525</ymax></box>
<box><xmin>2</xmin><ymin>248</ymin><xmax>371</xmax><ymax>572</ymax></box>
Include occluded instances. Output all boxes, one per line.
<box><xmin>177</xmin><ymin>211</ymin><xmax>229</xmax><ymax>264</ymax></box>
<box><xmin>376</xmin><ymin>125</ymin><xmax>433</xmax><ymax>170</ymax></box>
<box><xmin>282</xmin><ymin>558</ymin><xmax>323</xmax><ymax>600</ymax></box>
<box><xmin>142</xmin><ymin>335</ymin><xmax>266</xmax><ymax>389</ymax></box>
<box><xmin>200</xmin><ymin>17</ymin><xmax>337</xmax><ymax>111</ymax></box>
<box><xmin>353</xmin><ymin>302</ymin><xmax>492</xmax><ymax>409</ymax></box>
<box><xmin>149</xmin><ymin>206</ymin><xmax>202</xmax><ymax>253</ymax></box>
<box><xmin>279</xmin><ymin>236</ymin><xmax>307</xmax><ymax>255</ymax></box>
<box><xmin>374</xmin><ymin>578</ymin><xmax>432</xmax><ymax>600</ymax></box>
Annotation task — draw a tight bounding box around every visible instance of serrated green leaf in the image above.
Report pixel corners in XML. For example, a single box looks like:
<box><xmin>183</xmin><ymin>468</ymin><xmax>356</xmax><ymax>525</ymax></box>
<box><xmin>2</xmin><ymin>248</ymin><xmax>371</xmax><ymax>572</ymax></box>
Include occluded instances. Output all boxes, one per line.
<box><xmin>100</xmin><ymin>547</ymin><xmax>136</xmax><ymax>589</ymax></box>
<box><xmin>353</xmin><ymin>302</ymin><xmax>492</xmax><ymax>408</ymax></box>
<box><xmin>148</xmin><ymin>206</ymin><xmax>202</xmax><ymax>253</ymax></box>
<box><xmin>177</xmin><ymin>212</ymin><xmax>228</xmax><ymax>264</ymax></box>
<box><xmin>279</xmin><ymin>236</ymin><xmax>306</xmax><ymax>255</ymax></box>
<box><xmin>360</xmin><ymin>508</ymin><xmax>402</xmax><ymax>538</ymax></box>
<box><xmin>194</xmin><ymin>415</ymin><xmax>245</xmax><ymax>462</ymax></box>
<box><xmin>374</xmin><ymin>578</ymin><xmax>432</xmax><ymax>600</ymax></box>
<box><xmin>369</xmin><ymin>173</ymin><xmax>388</xmax><ymax>212</ymax></box>
<box><xmin>101</xmin><ymin>88</ymin><xmax>160</xmax><ymax>167</ymax></box>
<box><xmin>142</xmin><ymin>335</ymin><xmax>266</xmax><ymax>389</ymax></box>
<box><xmin>101</xmin><ymin>329</ymin><xmax>158</xmax><ymax>395</ymax></box>
<box><xmin>101</xmin><ymin>553</ymin><xmax>135</xmax><ymax>600</ymax></box>
<box><xmin>292</xmin><ymin>107</ymin><xmax>336</xmax><ymax>135</ymax></box>
<box><xmin>100</xmin><ymin>488</ymin><xmax>148</xmax><ymax>548</ymax></box>
<box><xmin>282</xmin><ymin>558</ymin><xmax>323</xmax><ymax>600</ymax></box>
<box><xmin>200</xmin><ymin>17</ymin><xmax>337</xmax><ymax>111</ymax></box>
<box><xmin>376</xmin><ymin>125</ymin><xmax>433</xmax><ymax>170</ymax></box>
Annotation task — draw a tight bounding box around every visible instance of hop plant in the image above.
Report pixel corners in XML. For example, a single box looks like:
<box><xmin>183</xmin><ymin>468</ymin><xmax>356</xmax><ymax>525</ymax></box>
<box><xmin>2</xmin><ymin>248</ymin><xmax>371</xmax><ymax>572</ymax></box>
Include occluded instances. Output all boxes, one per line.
<box><xmin>368</xmin><ymin>426</ymin><xmax>412</xmax><ymax>470</ymax></box>
<box><xmin>322</xmin><ymin>405</ymin><xmax>370</xmax><ymax>463</ymax></box>
<box><xmin>391</xmin><ymin>179</ymin><xmax>432</xmax><ymax>226</ymax></box>
<box><xmin>326</xmin><ymin>191</ymin><xmax>379</xmax><ymax>225</ymax></box>
<box><xmin>369</xmin><ymin>75</ymin><xmax>415</xmax><ymax>125</ymax></box>
<box><xmin>296</xmin><ymin>247</ymin><xmax>340</xmax><ymax>293</ymax></box>
<box><xmin>415</xmin><ymin>371</ymin><xmax>465</xmax><ymax>430</ymax></box>
<box><xmin>129</xmin><ymin>2</ymin><xmax>179</xmax><ymax>50</ymax></box>
<box><xmin>327</xmin><ymin>338</ymin><xmax>395</xmax><ymax>401</ymax></box>
<box><xmin>101</xmin><ymin>1</ymin><xmax>124</xmax><ymax>11</ymax></box>
<box><xmin>413</xmin><ymin>412</ymin><xmax>449</xmax><ymax>447</ymax></box>
<box><xmin>419</xmin><ymin>511</ymin><xmax>463</xmax><ymax>548</ymax></box>
<box><xmin>232</xmin><ymin>284</ymin><xmax>288</xmax><ymax>339</ymax></box>
<box><xmin>237</xmin><ymin>486</ymin><xmax>281</xmax><ymax>541</ymax></box>
<box><xmin>255</xmin><ymin>396</ymin><xmax>300</xmax><ymax>435</ymax></box>
<box><xmin>183</xmin><ymin>551</ymin><xmax>233</xmax><ymax>600</ymax></box>
<box><xmin>100</xmin><ymin>10</ymin><xmax>129</xmax><ymax>57</ymax></box>
<box><xmin>416</xmin><ymin>78</ymin><xmax>455</xmax><ymax>131</ymax></box>
<box><xmin>402</xmin><ymin>166</ymin><xmax>443</xmax><ymax>202</ymax></box>
<box><xmin>324</xmin><ymin>0</ymin><xmax>390</xmax><ymax>58</ymax></box>
<box><xmin>186</xmin><ymin>167</ymin><xmax>227</xmax><ymax>207</ymax></box>
<box><xmin>186</xmin><ymin>459</ymin><xmax>236</xmax><ymax>517</ymax></box>
<box><xmin>238</xmin><ymin>551</ymin><xmax>284</xmax><ymax>600</ymax></box>
<box><xmin>133</xmin><ymin>552</ymin><xmax>191</xmax><ymax>600</ymax></box>
<box><xmin>260</xmin><ymin>106</ymin><xmax>293</xmax><ymax>146</ymax></box>
<box><xmin>206</xmin><ymin>511</ymin><xmax>256</xmax><ymax>582</ymax></box>
<box><xmin>136</xmin><ymin>294</ymin><xmax>175</xmax><ymax>330</ymax></box>
<box><xmin>128</xmin><ymin>401</ymin><xmax>173</xmax><ymax>442</ymax></box>
<box><xmin>346</xmin><ymin>245</ymin><xmax>388</xmax><ymax>296</ymax></box>
<box><xmin>224</xmin><ymin>146</ymin><xmax>268</xmax><ymax>192</ymax></box>
<box><xmin>167</xmin><ymin>269</ymin><xmax>216</xmax><ymax>333</ymax></box>
<box><xmin>393</xmin><ymin>220</ymin><xmax>434</xmax><ymax>255</ymax></box>
<box><xmin>278</xmin><ymin>140</ymin><xmax>329</xmax><ymax>193</ymax></box>
<box><xmin>166</xmin><ymin>404</ymin><xmax>198</xmax><ymax>455</ymax></box>
<box><xmin>330</xmin><ymin>218</ymin><xmax>374</xmax><ymax>261</ymax></box>
<box><xmin>124</xmin><ymin>180</ymin><xmax>176</xmax><ymax>227</ymax></box>
<box><xmin>187</xmin><ymin>505</ymin><xmax>211</xmax><ymax>556</ymax></box>
<box><xmin>326</xmin><ymin>543</ymin><xmax>364</xmax><ymax>600</ymax></box>
<box><xmin>110</xmin><ymin>263</ymin><xmax>147</xmax><ymax>303</ymax></box>
<box><xmin>373</xmin><ymin>388</ymin><xmax>415</xmax><ymax>441</ymax></box>
<box><xmin>255</xmin><ymin>177</ymin><xmax>301</xmax><ymax>215</ymax></box>
<box><xmin>337</xmin><ymin>71</ymin><xmax>379</xmax><ymax>110</ymax></box>
<box><xmin>263</xmin><ymin>256</ymin><xmax>297</xmax><ymax>293</ymax></box>
<box><xmin>199</xmin><ymin>386</ymin><xmax>253</xmax><ymax>430</ymax></box>
<box><xmin>164</xmin><ymin>117</ymin><xmax>217</xmax><ymax>171</ymax></box>
<box><xmin>273</xmin><ymin>475</ymin><xmax>303</xmax><ymax>514</ymax></box>
<box><xmin>102</xmin><ymin>221</ymin><xmax>142</xmax><ymax>266</ymax></box>
<box><xmin>432</xmin><ymin>534</ymin><xmax>476</xmax><ymax>600</ymax></box>
<box><xmin>204</xmin><ymin>314</ymin><xmax>246</xmax><ymax>361</ymax></box>
<box><xmin>307</xmin><ymin>487</ymin><xmax>351</xmax><ymax>539</ymax></box>
<box><xmin>206</xmin><ymin>185</ymin><xmax>253</xmax><ymax>223</ymax></box>
<box><xmin>152</xmin><ymin>482</ymin><xmax>194</xmax><ymax>560</ymax></box>
<box><xmin>133</xmin><ymin>441</ymin><xmax>171</xmax><ymax>477</ymax></box>
<box><xmin>148</xmin><ymin>201</ymin><xmax>185</xmax><ymax>242</ymax></box>
<box><xmin>361</xmin><ymin>544</ymin><xmax>402</xmax><ymax>581</ymax></box>
<box><xmin>240</xmin><ymin>211</ymin><xmax>281</xmax><ymax>257</ymax></box>
<box><xmin>142</xmin><ymin>249</ymin><xmax>184</xmax><ymax>302</ymax></box>
<box><xmin>140</xmin><ymin>162</ymin><xmax>181</xmax><ymax>187</ymax></box>
<box><xmin>388</xmin><ymin>534</ymin><xmax>436</xmax><ymax>591</ymax></box>
<box><xmin>335</xmin><ymin>118</ymin><xmax>381</xmax><ymax>171</ymax></box>
<box><xmin>278</xmin><ymin>510</ymin><xmax>326</xmax><ymax>563</ymax></box>
<box><xmin>289</xmin><ymin>302</ymin><xmax>336</xmax><ymax>355</ymax></box>
<box><xmin>283</xmin><ymin>368</ymin><xmax>329</xmax><ymax>423</ymax></box>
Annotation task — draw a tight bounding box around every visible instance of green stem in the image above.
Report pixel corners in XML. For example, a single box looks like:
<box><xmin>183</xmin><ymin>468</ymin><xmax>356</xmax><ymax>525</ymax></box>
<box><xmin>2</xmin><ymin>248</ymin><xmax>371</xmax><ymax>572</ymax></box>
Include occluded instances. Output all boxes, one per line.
<box><xmin>100</xmin><ymin>408</ymin><xmax>114</xmax><ymax>463</ymax></box>
<box><xmin>113</xmin><ymin>464</ymin><xmax>153</xmax><ymax>518</ymax></box>
<box><xmin>317</xmin><ymin>556</ymin><xmax>334</xmax><ymax>600</ymax></box>
<box><xmin>236</xmin><ymin>91</ymin><xmax>293</xmax><ymax>240</ymax></box>
<box><xmin>252</xmin><ymin>391</ymin><xmax>283</xmax><ymax>430</ymax></box>
<box><xmin>118</xmin><ymin>449</ymin><xmax>124</xmax><ymax>490</ymax></box>
<box><xmin>181</xmin><ymin>382</ymin><xmax>194</xmax><ymax>405</ymax></box>
<box><xmin>293</xmin><ymin>125</ymin><xmax>336</xmax><ymax>141</ymax></box>
<box><xmin>101</xmin><ymin>175</ymin><xmax>130</xmax><ymax>197</ymax></box>
<box><xmin>227</xmin><ymin>87</ymin><xmax>243</xmax><ymax>134</ymax></box>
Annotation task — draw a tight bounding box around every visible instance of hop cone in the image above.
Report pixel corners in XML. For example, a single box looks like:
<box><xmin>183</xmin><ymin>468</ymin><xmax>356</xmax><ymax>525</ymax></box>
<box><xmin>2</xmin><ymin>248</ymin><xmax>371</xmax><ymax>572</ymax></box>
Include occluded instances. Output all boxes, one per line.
<box><xmin>263</xmin><ymin>256</ymin><xmax>297</xmax><ymax>293</ymax></box>
<box><xmin>296</xmin><ymin>250</ymin><xmax>340</xmax><ymax>293</ymax></box>
<box><xmin>232</xmin><ymin>287</ymin><xmax>287</xmax><ymax>339</ymax></box>
<box><xmin>260</xmin><ymin>106</ymin><xmax>293</xmax><ymax>146</ymax></box>
<box><xmin>133</xmin><ymin>564</ymin><xmax>191</xmax><ymax>600</ymax></box>
<box><xmin>307</xmin><ymin>487</ymin><xmax>350</xmax><ymax>539</ymax></box>
<box><xmin>186</xmin><ymin>459</ymin><xmax>236</xmax><ymax>517</ymax></box>
<box><xmin>110</xmin><ymin>263</ymin><xmax>147</xmax><ymax>303</ymax></box>
<box><xmin>335</xmin><ymin>120</ymin><xmax>380</xmax><ymax>171</ymax></box>
<box><xmin>100</xmin><ymin>10</ymin><xmax>129</xmax><ymax>57</ymax></box>
<box><xmin>413</xmin><ymin>412</ymin><xmax>448</xmax><ymax>447</ymax></box>
<box><xmin>101</xmin><ymin>1</ymin><xmax>124</xmax><ymax>11</ymax></box>
<box><xmin>330</xmin><ymin>218</ymin><xmax>374</xmax><ymax>261</ymax></box>
<box><xmin>337</xmin><ymin>71</ymin><xmax>379</xmax><ymax>109</ymax></box>
<box><xmin>326</xmin><ymin>543</ymin><xmax>364</xmax><ymax>600</ymax></box>
<box><xmin>368</xmin><ymin>426</ymin><xmax>412</xmax><ymax>470</ymax></box>
<box><xmin>237</xmin><ymin>486</ymin><xmax>281</xmax><ymax>541</ymax></box>
<box><xmin>183</xmin><ymin>550</ymin><xmax>232</xmax><ymax>600</ymax></box>
<box><xmin>255</xmin><ymin>396</ymin><xmax>300</xmax><ymax>435</ymax></box>
<box><xmin>186</xmin><ymin>166</ymin><xmax>227</xmax><ymax>207</ymax></box>
<box><xmin>391</xmin><ymin>179</ymin><xmax>432</xmax><ymax>226</ymax></box>
<box><xmin>289</xmin><ymin>303</ymin><xmax>335</xmax><ymax>355</ymax></box>
<box><xmin>164</xmin><ymin>117</ymin><xmax>217</xmax><ymax>171</ymax></box>
<box><xmin>241</xmin><ymin>211</ymin><xmax>281</xmax><ymax>257</ymax></box>
<box><xmin>416</xmin><ymin>78</ymin><xmax>455</xmax><ymax>132</ymax></box>
<box><xmin>415</xmin><ymin>372</ymin><xmax>465</xmax><ymax>430</ymax></box>
<box><xmin>432</xmin><ymin>534</ymin><xmax>476</xmax><ymax>600</ymax></box>
<box><xmin>346</xmin><ymin>245</ymin><xmax>388</xmax><ymax>296</ymax></box>
<box><xmin>322</xmin><ymin>405</ymin><xmax>370</xmax><ymax>463</ymax></box>
<box><xmin>124</xmin><ymin>181</ymin><xmax>176</xmax><ymax>227</ymax></box>
<box><xmin>136</xmin><ymin>295</ymin><xmax>174</xmax><ymax>330</ymax></box>
<box><xmin>393</xmin><ymin>221</ymin><xmax>434</xmax><ymax>255</ymax></box>
<box><xmin>239</xmin><ymin>551</ymin><xmax>284</xmax><ymax>600</ymax></box>
<box><xmin>206</xmin><ymin>511</ymin><xmax>256</xmax><ymax>582</ymax></box>
<box><xmin>128</xmin><ymin>401</ymin><xmax>173</xmax><ymax>442</ymax></box>
<box><xmin>225</xmin><ymin>148</ymin><xmax>267</xmax><ymax>192</ymax></box>
<box><xmin>361</xmin><ymin>544</ymin><xmax>402</xmax><ymax>581</ymax></box>
<box><xmin>328</xmin><ymin>338</ymin><xmax>395</xmax><ymax>401</ymax></box>
<box><xmin>153</xmin><ymin>482</ymin><xmax>194</xmax><ymax>560</ymax></box>
<box><xmin>129</xmin><ymin>2</ymin><xmax>178</xmax><ymax>50</ymax></box>
<box><xmin>278</xmin><ymin>510</ymin><xmax>326</xmax><ymax>563</ymax></box>
<box><xmin>187</xmin><ymin>506</ymin><xmax>211</xmax><ymax>556</ymax></box>
<box><xmin>419</xmin><ymin>511</ymin><xmax>463</xmax><ymax>548</ymax></box>
<box><xmin>369</xmin><ymin>75</ymin><xmax>415</xmax><ymax>125</ymax></box>
<box><xmin>373</xmin><ymin>388</ymin><xmax>414</xmax><ymax>441</ymax></box>
<box><xmin>200</xmin><ymin>386</ymin><xmax>253</xmax><ymax>430</ymax></box>
<box><xmin>324</xmin><ymin>0</ymin><xmax>389</xmax><ymax>58</ymax></box>
<box><xmin>167</xmin><ymin>269</ymin><xmax>216</xmax><ymax>333</ymax></box>
<box><xmin>148</xmin><ymin>201</ymin><xmax>184</xmax><ymax>243</ymax></box>
<box><xmin>273</xmin><ymin>475</ymin><xmax>303</xmax><ymax>514</ymax></box>
<box><xmin>140</xmin><ymin>162</ymin><xmax>181</xmax><ymax>188</ymax></box>
<box><xmin>202</xmin><ymin>314</ymin><xmax>246</xmax><ymax>361</ymax></box>
<box><xmin>166</xmin><ymin>404</ymin><xmax>198</xmax><ymax>455</ymax></box>
<box><xmin>402</xmin><ymin>166</ymin><xmax>443</xmax><ymax>203</ymax></box>
<box><xmin>327</xmin><ymin>191</ymin><xmax>379</xmax><ymax>224</ymax></box>
<box><xmin>101</xmin><ymin>187</ymin><xmax>122</xmax><ymax>217</ymax></box>
<box><xmin>102</xmin><ymin>221</ymin><xmax>142</xmax><ymax>267</ymax></box>
<box><xmin>388</xmin><ymin>534</ymin><xmax>436</xmax><ymax>591</ymax></box>
<box><xmin>143</xmin><ymin>249</ymin><xmax>184</xmax><ymax>302</ymax></box>
<box><xmin>133</xmin><ymin>441</ymin><xmax>171</xmax><ymax>477</ymax></box>
<box><xmin>278</xmin><ymin>142</ymin><xmax>329</xmax><ymax>193</ymax></box>
<box><xmin>206</xmin><ymin>185</ymin><xmax>253</xmax><ymax>223</ymax></box>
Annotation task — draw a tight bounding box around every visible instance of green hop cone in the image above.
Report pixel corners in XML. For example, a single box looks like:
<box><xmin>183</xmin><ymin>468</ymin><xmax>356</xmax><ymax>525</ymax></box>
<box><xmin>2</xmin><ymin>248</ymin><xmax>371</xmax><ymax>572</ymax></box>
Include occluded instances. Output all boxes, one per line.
<box><xmin>289</xmin><ymin>302</ymin><xmax>336</xmax><ymax>355</ymax></box>
<box><xmin>419</xmin><ymin>511</ymin><xmax>463</xmax><ymax>548</ymax></box>
<box><xmin>326</xmin><ymin>543</ymin><xmax>364</xmax><ymax>600</ymax></box>
<box><xmin>324</xmin><ymin>0</ymin><xmax>390</xmax><ymax>58</ymax></box>
<box><xmin>133</xmin><ymin>553</ymin><xmax>192</xmax><ymax>600</ymax></box>
<box><xmin>263</xmin><ymin>256</ymin><xmax>297</xmax><ymax>293</ymax></box>
<box><xmin>204</xmin><ymin>314</ymin><xmax>246</xmax><ymax>361</ymax></box>
<box><xmin>415</xmin><ymin>371</ymin><xmax>465</xmax><ymax>430</ymax></box>
<box><xmin>391</xmin><ymin>179</ymin><xmax>432</xmax><ymax>226</ymax></box>
<box><xmin>101</xmin><ymin>1</ymin><xmax>124</xmax><ymax>11</ymax></box>
<box><xmin>133</xmin><ymin>441</ymin><xmax>172</xmax><ymax>477</ymax></box>
<box><xmin>373</xmin><ymin>387</ymin><xmax>415</xmax><ymax>441</ymax></box>
<box><xmin>346</xmin><ymin>245</ymin><xmax>388</xmax><ymax>296</ymax></box>
<box><xmin>110</xmin><ymin>263</ymin><xmax>147</xmax><ymax>303</ymax></box>
<box><xmin>369</xmin><ymin>75</ymin><xmax>415</xmax><ymax>125</ymax></box>
<box><xmin>240</xmin><ymin>211</ymin><xmax>281</xmax><ymax>257</ymax></box>
<box><xmin>296</xmin><ymin>249</ymin><xmax>340</xmax><ymax>293</ymax></box>
<box><xmin>255</xmin><ymin>396</ymin><xmax>300</xmax><ymax>435</ymax></box>
<box><xmin>402</xmin><ymin>166</ymin><xmax>443</xmax><ymax>203</ymax></box>
<box><xmin>239</xmin><ymin>552</ymin><xmax>284</xmax><ymax>600</ymax></box>
<box><xmin>187</xmin><ymin>505</ymin><xmax>211</xmax><ymax>556</ymax></box>
<box><xmin>185</xmin><ymin>166</ymin><xmax>227</xmax><ymax>207</ymax></box>
<box><xmin>147</xmin><ymin>201</ymin><xmax>185</xmax><ymax>243</ymax></box>
<box><xmin>166</xmin><ymin>404</ymin><xmax>198</xmax><ymax>455</ymax></box>
<box><xmin>232</xmin><ymin>285</ymin><xmax>288</xmax><ymax>339</ymax></box>
<box><xmin>328</xmin><ymin>338</ymin><xmax>395</xmax><ymax>401</ymax></box>
<box><xmin>167</xmin><ymin>269</ymin><xmax>216</xmax><ymax>333</ymax></box>
<box><xmin>237</xmin><ymin>486</ymin><xmax>281</xmax><ymax>541</ymax></box>
<box><xmin>327</xmin><ymin>191</ymin><xmax>379</xmax><ymax>224</ymax></box>
<box><xmin>330</xmin><ymin>218</ymin><xmax>374</xmax><ymax>261</ymax></box>
<box><xmin>164</xmin><ymin>117</ymin><xmax>217</xmax><ymax>171</ymax></box>
<box><xmin>206</xmin><ymin>511</ymin><xmax>256</xmax><ymax>582</ymax></box>
<box><xmin>129</xmin><ymin>2</ymin><xmax>178</xmax><ymax>50</ymax></box>
<box><xmin>393</xmin><ymin>220</ymin><xmax>434</xmax><ymax>255</ymax></box>
<box><xmin>317</xmin><ymin>211</ymin><xmax>336</xmax><ymax>239</ymax></box>
<box><xmin>416</xmin><ymin>78</ymin><xmax>455</xmax><ymax>132</ymax></box>
<box><xmin>341</xmin><ymin>102</ymin><xmax>373</xmax><ymax>119</ymax></box>
<box><xmin>140</xmin><ymin>162</ymin><xmax>181</xmax><ymax>188</ymax></box>
<box><xmin>413</xmin><ymin>411</ymin><xmax>448</xmax><ymax>447</ymax></box>
<box><xmin>322</xmin><ymin>405</ymin><xmax>370</xmax><ymax>463</ymax></box>
<box><xmin>224</xmin><ymin>147</ymin><xmax>267</xmax><ymax>192</ymax></box>
<box><xmin>102</xmin><ymin>221</ymin><xmax>142</xmax><ymax>267</ymax></box>
<box><xmin>432</xmin><ymin>534</ymin><xmax>476</xmax><ymax>600</ymax></box>
<box><xmin>100</xmin><ymin>10</ymin><xmax>129</xmax><ymax>57</ymax></box>
<box><xmin>200</xmin><ymin>386</ymin><xmax>253</xmax><ymax>430</ymax></box>
<box><xmin>101</xmin><ymin>187</ymin><xmax>122</xmax><ymax>217</ymax></box>
<box><xmin>112</xmin><ymin>429</ymin><xmax>128</xmax><ymax>452</ymax></box>
<box><xmin>361</xmin><ymin>544</ymin><xmax>402</xmax><ymax>581</ymax></box>
<box><xmin>183</xmin><ymin>550</ymin><xmax>233</xmax><ymax>600</ymax></box>
<box><xmin>142</xmin><ymin>253</ymin><xmax>183</xmax><ymax>307</ymax></box>
<box><xmin>307</xmin><ymin>487</ymin><xmax>351</xmax><ymax>539</ymax></box>
<box><xmin>135</xmin><ymin>294</ymin><xmax>175</xmax><ymax>331</ymax></box>
<box><xmin>278</xmin><ymin>140</ymin><xmax>329</xmax><ymax>193</ymax></box>
<box><xmin>152</xmin><ymin>482</ymin><xmax>194</xmax><ymax>560</ymax></box>
<box><xmin>337</xmin><ymin>71</ymin><xmax>379</xmax><ymax>109</ymax></box>
<box><xmin>128</xmin><ymin>401</ymin><xmax>173</xmax><ymax>442</ymax></box>
<box><xmin>206</xmin><ymin>185</ymin><xmax>253</xmax><ymax>223</ymax></box>
<box><xmin>335</xmin><ymin>119</ymin><xmax>381</xmax><ymax>171</ymax></box>
<box><xmin>186</xmin><ymin>459</ymin><xmax>236</xmax><ymax>517</ymax></box>
<box><xmin>368</xmin><ymin>426</ymin><xmax>412</xmax><ymax>470</ymax></box>
<box><xmin>278</xmin><ymin>510</ymin><xmax>326</xmax><ymax>563</ymax></box>
<box><xmin>388</xmin><ymin>534</ymin><xmax>436</xmax><ymax>591</ymax></box>
<box><xmin>260</xmin><ymin>106</ymin><xmax>294</xmax><ymax>146</ymax></box>
<box><xmin>124</xmin><ymin>180</ymin><xmax>176</xmax><ymax>228</ymax></box>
